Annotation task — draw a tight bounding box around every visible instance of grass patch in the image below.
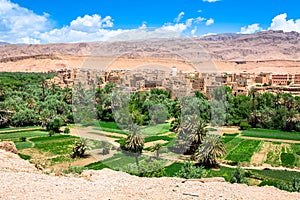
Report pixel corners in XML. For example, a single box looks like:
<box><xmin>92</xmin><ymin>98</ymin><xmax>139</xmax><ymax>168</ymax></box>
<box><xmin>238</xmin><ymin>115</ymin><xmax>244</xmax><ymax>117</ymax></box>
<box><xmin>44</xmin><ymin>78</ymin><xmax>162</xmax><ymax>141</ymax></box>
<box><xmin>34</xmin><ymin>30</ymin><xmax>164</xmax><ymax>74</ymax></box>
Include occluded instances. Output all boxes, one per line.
<box><xmin>93</xmin><ymin>127</ymin><xmax>129</xmax><ymax>135</ymax></box>
<box><xmin>0</xmin><ymin>131</ymin><xmax>48</xmax><ymax>141</ymax></box>
<box><xmin>164</xmin><ymin>162</ymin><xmax>184</xmax><ymax>177</ymax></box>
<box><xmin>85</xmin><ymin>152</ymin><xmax>148</xmax><ymax>170</ymax></box>
<box><xmin>224</xmin><ymin>138</ymin><xmax>245</xmax><ymax>153</ymax></box>
<box><xmin>222</xmin><ymin>134</ymin><xmax>238</xmax><ymax>144</ymax></box>
<box><xmin>15</xmin><ymin>141</ymin><xmax>33</xmax><ymax>149</ymax></box>
<box><xmin>142</xmin><ymin>123</ymin><xmax>171</xmax><ymax>136</ymax></box>
<box><xmin>0</xmin><ymin>126</ymin><xmax>42</xmax><ymax>132</ymax></box>
<box><xmin>30</xmin><ymin>135</ymin><xmax>78</xmax><ymax>155</ymax></box>
<box><xmin>144</xmin><ymin>136</ymin><xmax>174</xmax><ymax>143</ymax></box>
<box><xmin>99</xmin><ymin>121</ymin><xmax>120</xmax><ymax>129</ymax></box>
<box><xmin>18</xmin><ymin>153</ymin><xmax>31</xmax><ymax>160</ymax></box>
<box><xmin>291</xmin><ymin>144</ymin><xmax>300</xmax><ymax>156</ymax></box>
<box><xmin>225</xmin><ymin>140</ymin><xmax>262</xmax><ymax>163</ymax></box>
<box><xmin>242</xmin><ymin>129</ymin><xmax>300</xmax><ymax>141</ymax></box>
<box><xmin>252</xmin><ymin>169</ymin><xmax>300</xmax><ymax>182</ymax></box>
<box><xmin>50</xmin><ymin>156</ymin><xmax>75</xmax><ymax>165</ymax></box>
<box><xmin>205</xmin><ymin>167</ymin><xmax>236</xmax><ymax>182</ymax></box>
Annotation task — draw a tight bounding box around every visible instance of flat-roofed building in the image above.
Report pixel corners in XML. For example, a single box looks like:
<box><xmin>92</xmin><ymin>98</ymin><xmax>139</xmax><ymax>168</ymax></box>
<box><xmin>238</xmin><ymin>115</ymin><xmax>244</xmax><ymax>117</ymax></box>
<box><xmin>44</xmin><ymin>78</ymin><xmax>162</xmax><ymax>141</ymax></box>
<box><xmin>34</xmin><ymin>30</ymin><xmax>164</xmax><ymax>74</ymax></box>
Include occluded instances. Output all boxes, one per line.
<box><xmin>271</xmin><ymin>74</ymin><xmax>293</xmax><ymax>85</ymax></box>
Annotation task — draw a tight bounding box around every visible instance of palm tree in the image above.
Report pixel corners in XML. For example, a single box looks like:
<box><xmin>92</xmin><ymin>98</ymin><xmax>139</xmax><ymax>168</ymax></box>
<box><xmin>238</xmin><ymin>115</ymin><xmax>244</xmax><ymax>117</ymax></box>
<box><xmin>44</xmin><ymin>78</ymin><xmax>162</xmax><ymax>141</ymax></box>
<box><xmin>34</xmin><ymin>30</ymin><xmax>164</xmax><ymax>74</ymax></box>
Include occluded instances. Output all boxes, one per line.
<box><xmin>194</xmin><ymin>134</ymin><xmax>226</xmax><ymax>167</ymax></box>
<box><xmin>125</xmin><ymin>124</ymin><xmax>144</xmax><ymax>166</ymax></box>
<box><xmin>194</xmin><ymin>118</ymin><xmax>208</xmax><ymax>145</ymax></box>
<box><xmin>152</xmin><ymin>143</ymin><xmax>162</xmax><ymax>159</ymax></box>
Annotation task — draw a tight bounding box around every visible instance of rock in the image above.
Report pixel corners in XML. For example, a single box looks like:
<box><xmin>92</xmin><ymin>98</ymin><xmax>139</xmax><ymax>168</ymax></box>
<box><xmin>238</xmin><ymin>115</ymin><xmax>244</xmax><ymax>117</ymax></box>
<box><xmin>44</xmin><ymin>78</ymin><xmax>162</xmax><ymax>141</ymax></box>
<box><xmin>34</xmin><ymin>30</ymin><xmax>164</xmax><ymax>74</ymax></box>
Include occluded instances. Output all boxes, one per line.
<box><xmin>0</xmin><ymin>141</ymin><xmax>18</xmax><ymax>154</ymax></box>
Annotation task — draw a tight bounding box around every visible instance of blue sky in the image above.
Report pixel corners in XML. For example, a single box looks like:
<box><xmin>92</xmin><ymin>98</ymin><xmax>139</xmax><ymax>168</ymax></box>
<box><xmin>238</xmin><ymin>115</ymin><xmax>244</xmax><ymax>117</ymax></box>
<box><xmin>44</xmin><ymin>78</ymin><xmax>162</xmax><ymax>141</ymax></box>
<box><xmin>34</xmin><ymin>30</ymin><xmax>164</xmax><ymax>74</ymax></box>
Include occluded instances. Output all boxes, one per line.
<box><xmin>0</xmin><ymin>0</ymin><xmax>300</xmax><ymax>43</ymax></box>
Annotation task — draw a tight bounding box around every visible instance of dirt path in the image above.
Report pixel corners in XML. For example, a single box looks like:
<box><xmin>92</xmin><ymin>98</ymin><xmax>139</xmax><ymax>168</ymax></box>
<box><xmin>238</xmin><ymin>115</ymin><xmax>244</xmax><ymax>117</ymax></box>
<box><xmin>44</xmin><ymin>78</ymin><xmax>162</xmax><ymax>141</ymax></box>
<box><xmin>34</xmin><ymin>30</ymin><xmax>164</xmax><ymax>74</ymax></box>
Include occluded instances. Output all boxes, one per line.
<box><xmin>144</xmin><ymin>140</ymin><xmax>169</xmax><ymax>148</ymax></box>
<box><xmin>251</xmin><ymin>142</ymin><xmax>270</xmax><ymax>166</ymax></box>
<box><xmin>70</xmin><ymin>127</ymin><xmax>121</xmax><ymax>147</ymax></box>
<box><xmin>220</xmin><ymin>126</ymin><xmax>241</xmax><ymax>135</ymax></box>
<box><xmin>240</xmin><ymin>136</ymin><xmax>300</xmax><ymax>144</ymax></box>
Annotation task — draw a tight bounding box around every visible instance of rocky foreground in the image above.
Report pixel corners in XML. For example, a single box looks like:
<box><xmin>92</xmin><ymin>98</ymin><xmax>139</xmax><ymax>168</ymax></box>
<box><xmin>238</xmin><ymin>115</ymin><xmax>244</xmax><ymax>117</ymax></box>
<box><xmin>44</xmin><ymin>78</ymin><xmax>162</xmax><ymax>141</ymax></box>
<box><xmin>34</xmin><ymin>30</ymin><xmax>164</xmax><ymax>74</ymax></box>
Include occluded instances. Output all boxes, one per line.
<box><xmin>0</xmin><ymin>149</ymin><xmax>299</xmax><ymax>200</ymax></box>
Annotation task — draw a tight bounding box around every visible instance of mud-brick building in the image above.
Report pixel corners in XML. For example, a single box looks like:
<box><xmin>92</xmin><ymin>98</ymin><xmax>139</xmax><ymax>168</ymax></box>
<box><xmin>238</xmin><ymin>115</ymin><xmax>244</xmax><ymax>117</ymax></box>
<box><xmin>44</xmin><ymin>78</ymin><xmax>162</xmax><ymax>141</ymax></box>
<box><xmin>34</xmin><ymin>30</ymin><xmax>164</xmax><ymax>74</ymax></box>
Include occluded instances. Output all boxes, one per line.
<box><xmin>271</xmin><ymin>74</ymin><xmax>293</xmax><ymax>85</ymax></box>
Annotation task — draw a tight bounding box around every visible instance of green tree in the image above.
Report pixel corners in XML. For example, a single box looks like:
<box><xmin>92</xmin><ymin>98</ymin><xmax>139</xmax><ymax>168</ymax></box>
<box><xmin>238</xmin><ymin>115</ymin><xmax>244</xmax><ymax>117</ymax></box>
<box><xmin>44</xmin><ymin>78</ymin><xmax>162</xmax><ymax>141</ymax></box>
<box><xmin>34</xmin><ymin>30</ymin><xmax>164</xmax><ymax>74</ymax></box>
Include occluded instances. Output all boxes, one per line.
<box><xmin>175</xmin><ymin>161</ymin><xmax>205</xmax><ymax>179</ymax></box>
<box><xmin>195</xmin><ymin>134</ymin><xmax>226</xmax><ymax>167</ymax></box>
<box><xmin>151</xmin><ymin>143</ymin><xmax>162</xmax><ymax>159</ymax></box>
<box><xmin>125</xmin><ymin>124</ymin><xmax>144</xmax><ymax>166</ymax></box>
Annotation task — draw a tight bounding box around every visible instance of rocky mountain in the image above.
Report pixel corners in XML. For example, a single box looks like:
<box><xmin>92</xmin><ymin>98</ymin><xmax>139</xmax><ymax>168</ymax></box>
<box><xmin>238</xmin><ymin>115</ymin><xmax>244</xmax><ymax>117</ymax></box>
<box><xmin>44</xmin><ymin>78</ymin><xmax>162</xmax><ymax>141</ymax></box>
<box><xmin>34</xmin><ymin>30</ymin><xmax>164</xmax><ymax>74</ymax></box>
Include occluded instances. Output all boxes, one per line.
<box><xmin>0</xmin><ymin>41</ymin><xmax>9</xmax><ymax>46</ymax></box>
<box><xmin>0</xmin><ymin>30</ymin><xmax>299</xmax><ymax>73</ymax></box>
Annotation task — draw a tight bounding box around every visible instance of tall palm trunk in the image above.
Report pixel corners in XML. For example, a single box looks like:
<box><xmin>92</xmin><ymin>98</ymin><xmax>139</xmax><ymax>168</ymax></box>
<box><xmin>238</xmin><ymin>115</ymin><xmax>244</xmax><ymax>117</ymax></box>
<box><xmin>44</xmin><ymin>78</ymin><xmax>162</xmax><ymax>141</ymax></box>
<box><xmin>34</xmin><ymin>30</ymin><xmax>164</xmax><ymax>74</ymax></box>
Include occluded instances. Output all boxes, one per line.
<box><xmin>135</xmin><ymin>153</ymin><xmax>139</xmax><ymax>166</ymax></box>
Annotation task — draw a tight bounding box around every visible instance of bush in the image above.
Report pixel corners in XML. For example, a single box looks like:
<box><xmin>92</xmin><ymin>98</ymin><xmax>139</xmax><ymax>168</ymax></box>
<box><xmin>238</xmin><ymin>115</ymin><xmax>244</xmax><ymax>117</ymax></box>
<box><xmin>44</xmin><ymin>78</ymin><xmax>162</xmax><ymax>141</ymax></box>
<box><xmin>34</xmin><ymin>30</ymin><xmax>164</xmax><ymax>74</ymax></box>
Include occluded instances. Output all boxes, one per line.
<box><xmin>281</xmin><ymin>153</ymin><xmax>295</xmax><ymax>167</ymax></box>
<box><xmin>64</xmin><ymin>127</ymin><xmax>70</xmax><ymax>134</ymax></box>
<box><xmin>230</xmin><ymin>167</ymin><xmax>244</xmax><ymax>183</ymax></box>
<box><xmin>19</xmin><ymin>137</ymin><xmax>27</xmax><ymax>142</ymax></box>
<box><xmin>46</xmin><ymin>117</ymin><xmax>63</xmax><ymax>133</ymax></box>
<box><xmin>279</xmin><ymin>176</ymin><xmax>300</xmax><ymax>192</ymax></box>
<box><xmin>175</xmin><ymin>161</ymin><xmax>206</xmax><ymax>179</ymax></box>
<box><xmin>71</xmin><ymin>140</ymin><xmax>87</xmax><ymax>158</ymax></box>
<box><xmin>239</xmin><ymin>122</ymin><xmax>251</xmax><ymax>130</ymax></box>
<box><xmin>122</xmin><ymin>159</ymin><xmax>165</xmax><ymax>177</ymax></box>
<box><xmin>64</xmin><ymin>166</ymin><xmax>87</xmax><ymax>174</ymax></box>
<box><xmin>230</xmin><ymin>167</ymin><xmax>245</xmax><ymax>183</ymax></box>
<box><xmin>102</xmin><ymin>147</ymin><xmax>110</xmax><ymax>155</ymax></box>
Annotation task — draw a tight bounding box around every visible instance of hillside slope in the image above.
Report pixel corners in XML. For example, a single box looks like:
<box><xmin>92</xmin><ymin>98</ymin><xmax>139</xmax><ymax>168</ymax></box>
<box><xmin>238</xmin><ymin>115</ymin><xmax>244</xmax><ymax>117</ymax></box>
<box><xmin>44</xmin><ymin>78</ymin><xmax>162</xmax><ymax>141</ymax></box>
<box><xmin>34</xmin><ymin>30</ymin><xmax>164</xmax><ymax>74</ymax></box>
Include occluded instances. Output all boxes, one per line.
<box><xmin>0</xmin><ymin>30</ymin><xmax>299</xmax><ymax>73</ymax></box>
<box><xmin>0</xmin><ymin>150</ymin><xmax>299</xmax><ymax>200</ymax></box>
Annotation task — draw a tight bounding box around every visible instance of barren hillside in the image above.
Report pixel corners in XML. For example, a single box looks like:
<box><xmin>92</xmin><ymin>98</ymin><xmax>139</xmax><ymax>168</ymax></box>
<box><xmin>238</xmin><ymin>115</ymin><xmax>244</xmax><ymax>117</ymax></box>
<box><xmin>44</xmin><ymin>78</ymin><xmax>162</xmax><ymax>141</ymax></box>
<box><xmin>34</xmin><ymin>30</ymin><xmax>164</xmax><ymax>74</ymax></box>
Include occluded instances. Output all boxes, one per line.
<box><xmin>0</xmin><ymin>149</ymin><xmax>299</xmax><ymax>200</ymax></box>
<box><xmin>0</xmin><ymin>30</ymin><xmax>299</xmax><ymax>73</ymax></box>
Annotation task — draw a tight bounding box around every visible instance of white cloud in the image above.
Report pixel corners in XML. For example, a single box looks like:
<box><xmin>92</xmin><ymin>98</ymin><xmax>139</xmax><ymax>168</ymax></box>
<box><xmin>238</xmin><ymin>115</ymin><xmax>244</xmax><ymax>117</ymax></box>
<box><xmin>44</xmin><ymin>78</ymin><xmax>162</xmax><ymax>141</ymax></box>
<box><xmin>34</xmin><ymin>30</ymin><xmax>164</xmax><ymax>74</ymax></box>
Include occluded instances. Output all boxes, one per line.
<box><xmin>239</xmin><ymin>23</ymin><xmax>262</xmax><ymax>34</ymax></box>
<box><xmin>205</xmin><ymin>18</ymin><xmax>214</xmax><ymax>26</ymax></box>
<box><xmin>0</xmin><ymin>0</ymin><xmax>218</xmax><ymax>43</ymax></box>
<box><xmin>174</xmin><ymin>11</ymin><xmax>185</xmax><ymax>23</ymax></box>
<box><xmin>201</xmin><ymin>32</ymin><xmax>217</xmax><ymax>37</ymax></box>
<box><xmin>139</xmin><ymin>22</ymin><xmax>147</xmax><ymax>30</ymax></box>
<box><xmin>0</xmin><ymin>0</ymin><xmax>50</xmax><ymax>43</ymax></box>
<box><xmin>159</xmin><ymin>23</ymin><xmax>188</xmax><ymax>33</ymax></box>
<box><xmin>191</xmin><ymin>27</ymin><xmax>197</xmax><ymax>35</ymax></box>
<box><xmin>186</xmin><ymin>18</ymin><xmax>194</xmax><ymax>27</ymax></box>
<box><xmin>268</xmin><ymin>13</ymin><xmax>300</xmax><ymax>32</ymax></box>
<box><xmin>203</xmin><ymin>0</ymin><xmax>220</xmax><ymax>2</ymax></box>
<box><xmin>70</xmin><ymin>14</ymin><xmax>113</xmax><ymax>32</ymax></box>
<box><xmin>195</xmin><ymin>17</ymin><xmax>206</xmax><ymax>24</ymax></box>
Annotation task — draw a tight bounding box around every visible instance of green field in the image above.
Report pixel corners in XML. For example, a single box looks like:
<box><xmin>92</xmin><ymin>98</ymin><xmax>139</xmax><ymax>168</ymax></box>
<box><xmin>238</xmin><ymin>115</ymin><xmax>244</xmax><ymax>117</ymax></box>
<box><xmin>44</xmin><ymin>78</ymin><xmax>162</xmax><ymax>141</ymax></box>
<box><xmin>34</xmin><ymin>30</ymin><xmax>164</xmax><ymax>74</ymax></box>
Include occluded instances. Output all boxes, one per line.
<box><xmin>224</xmin><ymin>137</ymin><xmax>245</xmax><ymax>153</ymax></box>
<box><xmin>93</xmin><ymin>121</ymin><xmax>129</xmax><ymax>135</ymax></box>
<box><xmin>242</xmin><ymin>129</ymin><xmax>300</xmax><ymax>141</ymax></box>
<box><xmin>141</xmin><ymin>123</ymin><xmax>171</xmax><ymax>136</ymax></box>
<box><xmin>0</xmin><ymin>126</ymin><xmax>43</xmax><ymax>132</ymax></box>
<box><xmin>31</xmin><ymin>135</ymin><xmax>78</xmax><ymax>155</ymax></box>
<box><xmin>0</xmin><ymin>131</ymin><xmax>48</xmax><ymax>140</ymax></box>
<box><xmin>221</xmin><ymin>133</ymin><xmax>239</xmax><ymax>143</ymax></box>
<box><xmin>252</xmin><ymin>169</ymin><xmax>300</xmax><ymax>182</ymax></box>
<box><xmin>85</xmin><ymin>152</ymin><xmax>147</xmax><ymax>170</ymax></box>
<box><xmin>164</xmin><ymin>162</ymin><xmax>184</xmax><ymax>177</ymax></box>
<box><xmin>225</xmin><ymin>140</ymin><xmax>262</xmax><ymax>162</ymax></box>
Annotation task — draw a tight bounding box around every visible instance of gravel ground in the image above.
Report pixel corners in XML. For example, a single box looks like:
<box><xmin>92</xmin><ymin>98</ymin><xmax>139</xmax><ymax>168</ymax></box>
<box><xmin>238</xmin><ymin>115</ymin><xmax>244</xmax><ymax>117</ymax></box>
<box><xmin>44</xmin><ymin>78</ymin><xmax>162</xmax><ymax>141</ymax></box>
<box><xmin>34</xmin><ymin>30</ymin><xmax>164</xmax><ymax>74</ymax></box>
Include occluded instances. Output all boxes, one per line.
<box><xmin>0</xmin><ymin>150</ymin><xmax>299</xmax><ymax>200</ymax></box>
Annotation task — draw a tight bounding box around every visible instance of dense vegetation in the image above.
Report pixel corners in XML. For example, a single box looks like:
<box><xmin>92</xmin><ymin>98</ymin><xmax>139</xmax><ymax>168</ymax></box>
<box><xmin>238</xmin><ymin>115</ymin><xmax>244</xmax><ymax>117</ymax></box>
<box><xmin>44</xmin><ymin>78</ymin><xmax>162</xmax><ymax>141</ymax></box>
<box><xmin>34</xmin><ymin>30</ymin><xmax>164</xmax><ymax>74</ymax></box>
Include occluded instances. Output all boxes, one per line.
<box><xmin>1</xmin><ymin>73</ymin><xmax>299</xmax><ymax>133</ymax></box>
<box><xmin>0</xmin><ymin>72</ymin><xmax>73</xmax><ymax>129</ymax></box>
